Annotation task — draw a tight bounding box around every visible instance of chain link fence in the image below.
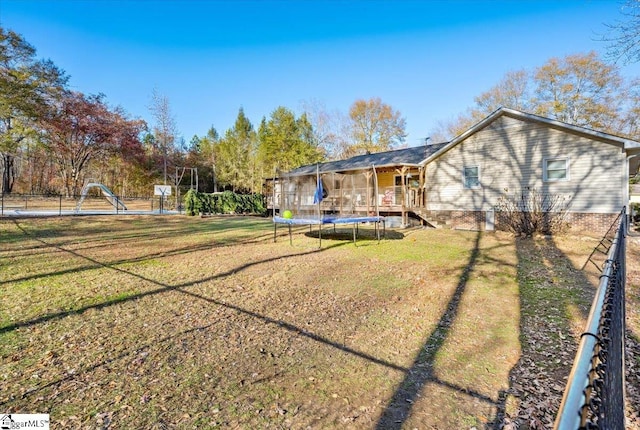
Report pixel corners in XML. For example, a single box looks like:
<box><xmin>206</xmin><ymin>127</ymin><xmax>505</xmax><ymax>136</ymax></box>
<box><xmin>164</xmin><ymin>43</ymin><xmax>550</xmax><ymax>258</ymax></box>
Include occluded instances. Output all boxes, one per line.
<box><xmin>554</xmin><ymin>209</ymin><xmax>626</xmax><ymax>429</ymax></box>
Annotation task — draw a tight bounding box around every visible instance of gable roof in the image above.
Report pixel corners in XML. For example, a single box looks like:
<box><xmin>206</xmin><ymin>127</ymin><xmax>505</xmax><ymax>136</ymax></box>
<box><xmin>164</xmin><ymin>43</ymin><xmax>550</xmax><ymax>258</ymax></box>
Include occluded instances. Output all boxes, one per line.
<box><xmin>285</xmin><ymin>143</ymin><xmax>447</xmax><ymax>177</ymax></box>
<box><xmin>421</xmin><ymin>107</ymin><xmax>640</xmax><ymax>166</ymax></box>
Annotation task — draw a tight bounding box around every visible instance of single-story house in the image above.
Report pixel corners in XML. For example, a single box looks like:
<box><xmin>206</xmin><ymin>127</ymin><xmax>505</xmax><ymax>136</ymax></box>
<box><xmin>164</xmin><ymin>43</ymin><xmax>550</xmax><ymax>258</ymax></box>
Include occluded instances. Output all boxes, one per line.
<box><xmin>269</xmin><ymin>107</ymin><xmax>640</xmax><ymax>234</ymax></box>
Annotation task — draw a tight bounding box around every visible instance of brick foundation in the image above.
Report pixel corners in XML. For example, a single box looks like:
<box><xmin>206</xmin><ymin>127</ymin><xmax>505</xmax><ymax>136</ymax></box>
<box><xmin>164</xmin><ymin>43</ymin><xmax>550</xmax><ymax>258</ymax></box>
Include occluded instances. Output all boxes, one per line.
<box><xmin>421</xmin><ymin>210</ymin><xmax>619</xmax><ymax>236</ymax></box>
<box><xmin>563</xmin><ymin>212</ymin><xmax>620</xmax><ymax>236</ymax></box>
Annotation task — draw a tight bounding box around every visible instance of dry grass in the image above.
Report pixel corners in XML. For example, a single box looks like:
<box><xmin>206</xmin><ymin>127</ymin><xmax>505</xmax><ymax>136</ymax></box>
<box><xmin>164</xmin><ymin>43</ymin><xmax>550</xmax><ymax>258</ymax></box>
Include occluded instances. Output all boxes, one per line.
<box><xmin>0</xmin><ymin>215</ymin><xmax>637</xmax><ymax>429</ymax></box>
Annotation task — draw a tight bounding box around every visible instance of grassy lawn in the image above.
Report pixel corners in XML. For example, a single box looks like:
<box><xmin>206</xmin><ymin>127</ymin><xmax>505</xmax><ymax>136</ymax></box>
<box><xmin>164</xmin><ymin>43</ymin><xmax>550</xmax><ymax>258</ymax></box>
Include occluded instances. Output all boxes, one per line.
<box><xmin>0</xmin><ymin>215</ymin><xmax>638</xmax><ymax>429</ymax></box>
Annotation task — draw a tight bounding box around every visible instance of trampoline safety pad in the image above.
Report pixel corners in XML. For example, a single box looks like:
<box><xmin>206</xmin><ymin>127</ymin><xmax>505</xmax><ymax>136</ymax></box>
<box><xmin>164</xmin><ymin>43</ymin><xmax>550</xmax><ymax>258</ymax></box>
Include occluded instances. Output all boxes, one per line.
<box><xmin>273</xmin><ymin>215</ymin><xmax>385</xmax><ymax>247</ymax></box>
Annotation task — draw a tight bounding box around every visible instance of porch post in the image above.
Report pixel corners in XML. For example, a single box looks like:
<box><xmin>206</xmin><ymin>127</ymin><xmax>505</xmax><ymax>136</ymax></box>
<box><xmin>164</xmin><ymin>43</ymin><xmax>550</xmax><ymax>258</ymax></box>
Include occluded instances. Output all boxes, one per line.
<box><xmin>396</xmin><ymin>166</ymin><xmax>408</xmax><ymax>227</ymax></box>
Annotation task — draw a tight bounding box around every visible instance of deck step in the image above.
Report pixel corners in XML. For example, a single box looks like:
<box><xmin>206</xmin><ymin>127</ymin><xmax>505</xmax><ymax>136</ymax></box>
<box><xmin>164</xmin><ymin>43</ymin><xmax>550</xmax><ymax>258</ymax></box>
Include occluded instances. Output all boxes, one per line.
<box><xmin>409</xmin><ymin>209</ymin><xmax>449</xmax><ymax>229</ymax></box>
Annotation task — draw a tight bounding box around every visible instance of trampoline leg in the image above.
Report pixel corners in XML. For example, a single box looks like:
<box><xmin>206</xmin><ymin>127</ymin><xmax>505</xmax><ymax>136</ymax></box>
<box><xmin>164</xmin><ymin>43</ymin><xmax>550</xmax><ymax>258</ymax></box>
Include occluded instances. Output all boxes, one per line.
<box><xmin>288</xmin><ymin>224</ymin><xmax>292</xmax><ymax>246</ymax></box>
<box><xmin>353</xmin><ymin>223</ymin><xmax>356</xmax><ymax>245</ymax></box>
<box><xmin>319</xmin><ymin>225</ymin><xmax>322</xmax><ymax>248</ymax></box>
<box><xmin>274</xmin><ymin>223</ymin><xmax>277</xmax><ymax>242</ymax></box>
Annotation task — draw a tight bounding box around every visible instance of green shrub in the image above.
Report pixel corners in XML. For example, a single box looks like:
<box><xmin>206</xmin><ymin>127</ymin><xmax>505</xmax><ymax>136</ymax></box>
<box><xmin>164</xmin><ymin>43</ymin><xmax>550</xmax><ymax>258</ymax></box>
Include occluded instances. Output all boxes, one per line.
<box><xmin>183</xmin><ymin>190</ymin><xmax>266</xmax><ymax>216</ymax></box>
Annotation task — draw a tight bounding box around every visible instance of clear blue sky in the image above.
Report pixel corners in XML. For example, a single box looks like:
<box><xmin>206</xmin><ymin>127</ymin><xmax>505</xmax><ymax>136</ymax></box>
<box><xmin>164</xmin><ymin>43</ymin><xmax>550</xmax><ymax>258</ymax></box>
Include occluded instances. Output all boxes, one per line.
<box><xmin>1</xmin><ymin>0</ymin><xmax>638</xmax><ymax>146</ymax></box>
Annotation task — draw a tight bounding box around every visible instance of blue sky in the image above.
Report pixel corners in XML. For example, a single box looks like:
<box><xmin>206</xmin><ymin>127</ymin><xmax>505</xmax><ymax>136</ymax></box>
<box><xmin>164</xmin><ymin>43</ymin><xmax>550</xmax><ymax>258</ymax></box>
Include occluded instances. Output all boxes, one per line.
<box><xmin>1</xmin><ymin>0</ymin><xmax>638</xmax><ymax>146</ymax></box>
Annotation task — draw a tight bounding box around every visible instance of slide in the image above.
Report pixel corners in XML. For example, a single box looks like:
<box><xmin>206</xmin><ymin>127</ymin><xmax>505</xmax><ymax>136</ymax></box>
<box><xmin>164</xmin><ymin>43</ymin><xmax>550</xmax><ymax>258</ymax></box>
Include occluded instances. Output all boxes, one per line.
<box><xmin>76</xmin><ymin>183</ymin><xmax>127</xmax><ymax>212</ymax></box>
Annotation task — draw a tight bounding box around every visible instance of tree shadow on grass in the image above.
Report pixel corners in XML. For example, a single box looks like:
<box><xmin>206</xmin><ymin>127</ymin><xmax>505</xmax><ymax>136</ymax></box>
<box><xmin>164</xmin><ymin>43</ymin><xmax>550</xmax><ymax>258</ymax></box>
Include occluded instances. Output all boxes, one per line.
<box><xmin>490</xmin><ymin>232</ymin><xmax>616</xmax><ymax>429</ymax></box>
<box><xmin>0</xmin><ymin>218</ymin><xmax>277</xmax><ymax>286</ymax></box>
<box><xmin>3</xmin><ymin>222</ymin><xmax>413</xmax><ymax>408</ymax></box>
<box><xmin>304</xmin><ymin>227</ymin><xmax>405</xmax><ymax>242</ymax></box>
<box><xmin>2</xmin><ymin>220</ymin><xmax>491</xmax><ymax>427</ymax></box>
<box><xmin>374</xmin><ymin>230</ymin><xmax>483</xmax><ymax>429</ymax></box>
<box><xmin>13</xmin><ymin>220</ymin><xmax>624</xmax><ymax>428</ymax></box>
<box><xmin>0</xmin><ymin>222</ymin><xmax>346</xmax><ymax>334</ymax></box>
<box><xmin>4</xmin><ymin>280</ymin><xmax>413</xmax><ymax>407</ymax></box>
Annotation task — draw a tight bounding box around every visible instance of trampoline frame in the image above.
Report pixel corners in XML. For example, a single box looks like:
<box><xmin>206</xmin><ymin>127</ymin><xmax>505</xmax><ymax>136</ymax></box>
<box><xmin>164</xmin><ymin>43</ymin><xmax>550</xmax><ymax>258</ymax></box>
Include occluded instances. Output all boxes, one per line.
<box><xmin>273</xmin><ymin>215</ymin><xmax>385</xmax><ymax>247</ymax></box>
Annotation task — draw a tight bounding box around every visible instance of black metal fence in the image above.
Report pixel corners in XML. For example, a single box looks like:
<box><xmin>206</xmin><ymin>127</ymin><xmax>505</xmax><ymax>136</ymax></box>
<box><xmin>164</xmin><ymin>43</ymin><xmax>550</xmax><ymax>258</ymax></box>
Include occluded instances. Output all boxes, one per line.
<box><xmin>554</xmin><ymin>209</ymin><xmax>627</xmax><ymax>429</ymax></box>
<box><xmin>0</xmin><ymin>193</ymin><xmax>166</xmax><ymax>216</ymax></box>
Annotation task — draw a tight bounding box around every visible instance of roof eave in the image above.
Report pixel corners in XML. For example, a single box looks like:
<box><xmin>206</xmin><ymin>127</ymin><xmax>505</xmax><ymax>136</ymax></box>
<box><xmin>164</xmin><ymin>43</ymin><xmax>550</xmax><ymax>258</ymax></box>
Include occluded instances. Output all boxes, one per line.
<box><xmin>285</xmin><ymin>162</ymin><xmax>421</xmax><ymax>177</ymax></box>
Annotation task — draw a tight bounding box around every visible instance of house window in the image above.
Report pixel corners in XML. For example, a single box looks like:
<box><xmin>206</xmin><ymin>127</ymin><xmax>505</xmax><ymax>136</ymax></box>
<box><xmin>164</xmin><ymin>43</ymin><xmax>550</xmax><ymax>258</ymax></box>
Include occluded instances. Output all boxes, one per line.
<box><xmin>544</xmin><ymin>158</ymin><xmax>569</xmax><ymax>181</ymax></box>
<box><xmin>463</xmin><ymin>166</ymin><xmax>480</xmax><ymax>189</ymax></box>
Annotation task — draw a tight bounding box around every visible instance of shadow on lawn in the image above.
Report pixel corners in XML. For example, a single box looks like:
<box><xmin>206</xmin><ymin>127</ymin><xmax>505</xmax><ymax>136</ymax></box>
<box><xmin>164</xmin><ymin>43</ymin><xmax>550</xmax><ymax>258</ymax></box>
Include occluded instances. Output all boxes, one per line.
<box><xmin>490</xmin><ymin>233</ymin><xmax>612</xmax><ymax>429</ymax></box>
<box><xmin>0</xmin><ymin>218</ymin><xmax>276</xmax><ymax>286</ymax></box>
<box><xmin>0</xmin><ymin>216</ymin><xmax>270</xmax><ymax>259</ymax></box>
<box><xmin>0</xmin><ymin>223</ymin><xmax>344</xmax><ymax>334</ymax></box>
<box><xmin>374</xmin><ymin>230</ymin><xmax>485</xmax><ymax>429</ymax></box>
<box><xmin>304</xmin><ymin>227</ymin><xmax>405</xmax><ymax>242</ymax></box>
<box><xmin>3</xmin><ymin>217</ymin><xmax>490</xmax><ymax>422</ymax></box>
<box><xmin>3</xmin><ymin>219</ymin><xmax>414</xmax><ymax>406</ymax></box>
<box><xmin>10</xmin><ymin>219</ymin><xmax>634</xmax><ymax>427</ymax></box>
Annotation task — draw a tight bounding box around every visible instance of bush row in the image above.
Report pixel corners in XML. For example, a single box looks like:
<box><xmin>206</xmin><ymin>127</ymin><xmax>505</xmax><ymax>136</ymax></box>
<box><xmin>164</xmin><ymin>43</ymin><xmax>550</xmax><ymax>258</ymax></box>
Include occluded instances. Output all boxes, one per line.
<box><xmin>184</xmin><ymin>189</ymin><xmax>266</xmax><ymax>216</ymax></box>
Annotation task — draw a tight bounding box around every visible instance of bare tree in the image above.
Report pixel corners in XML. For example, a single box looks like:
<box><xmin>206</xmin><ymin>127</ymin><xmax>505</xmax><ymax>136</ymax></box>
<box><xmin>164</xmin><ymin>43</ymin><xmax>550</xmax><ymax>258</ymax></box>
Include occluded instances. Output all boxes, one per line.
<box><xmin>602</xmin><ymin>0</ymin><xmax>640</xmax><ymax>64</ymax></box>
<box><xmin>149</xmin><ymin>89</ymin><xmax>177</xmax><ymax>184</ymax></box>
<box><xmin>300</xmin><ymin>98</ymin><xmax>350</xmax><ymax>160</ymax></box>
<box><xmin>431</xmin><ymin>52</ymin><xmax>627</xmax><ymax>140</ymax></box>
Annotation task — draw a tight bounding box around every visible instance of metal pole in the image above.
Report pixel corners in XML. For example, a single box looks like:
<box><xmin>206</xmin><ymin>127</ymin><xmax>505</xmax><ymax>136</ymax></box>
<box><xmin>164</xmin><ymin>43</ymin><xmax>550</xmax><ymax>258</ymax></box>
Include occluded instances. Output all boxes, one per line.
<box><xmin>59</xmin><ymin>194</ymin><xmax>62</xmax><ymax>216</ymax></box>
<box><xmin>372</xmin><ymin>165</ymin><xmax>380</xmax><ymax>218</ymax></box>
<box><xmin>273</xmin><ymin>169</ymin><xmax>277</xmax><ymax>217</ymax></box>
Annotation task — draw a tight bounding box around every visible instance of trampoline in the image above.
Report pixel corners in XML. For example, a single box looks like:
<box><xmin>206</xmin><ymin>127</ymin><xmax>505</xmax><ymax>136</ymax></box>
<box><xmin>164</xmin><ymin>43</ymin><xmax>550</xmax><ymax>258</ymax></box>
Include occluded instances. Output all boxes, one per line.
<box><xmin>271</xmin><ymin>163</ymin><xmax>387</xmax><ymax>247</ymax></box>
<box><xmin>273</xmin><ymin>215</ymin><xmax>385</xmax><ymax>247</ymax></box>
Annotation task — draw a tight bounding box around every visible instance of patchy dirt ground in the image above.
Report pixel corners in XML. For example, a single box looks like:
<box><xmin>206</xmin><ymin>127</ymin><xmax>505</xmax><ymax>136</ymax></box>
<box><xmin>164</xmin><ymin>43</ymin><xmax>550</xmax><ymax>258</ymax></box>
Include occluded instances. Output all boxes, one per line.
<box><xmin>0</xmin><ymin>215</ymin><xmax>638</xmax><ymax>429</ymax></box>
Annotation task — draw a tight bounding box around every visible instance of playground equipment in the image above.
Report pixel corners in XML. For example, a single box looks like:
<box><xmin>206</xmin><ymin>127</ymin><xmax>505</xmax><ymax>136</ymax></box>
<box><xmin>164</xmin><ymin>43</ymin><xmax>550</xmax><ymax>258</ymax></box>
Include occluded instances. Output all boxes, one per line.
<box><xmin>75</xmin><ymin>183</ymin><xmax>127</xmax><ymax>212</ymax></box>
<box><xmin>272</xmin><ymin>164</ymin><xmax>385</xmax><ymax>246</ymax></box>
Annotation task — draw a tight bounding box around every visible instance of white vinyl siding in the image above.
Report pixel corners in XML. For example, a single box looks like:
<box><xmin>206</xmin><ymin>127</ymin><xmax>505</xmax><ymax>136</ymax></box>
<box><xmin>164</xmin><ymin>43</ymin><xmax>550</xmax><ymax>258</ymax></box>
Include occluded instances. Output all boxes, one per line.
<box><xmin>424</xmin><ymin>115</ymin><xmax>625</xmax><ymax>214</ymax></box>
<box><xmin>543</xmin><ymin>158</ymin><xmax>569</xmax><ymax>182</ymax></box>
<box><xmin>463</xmin><ymin>166</ymin><xmax>480</xmax><ymax>188</ymax></box>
